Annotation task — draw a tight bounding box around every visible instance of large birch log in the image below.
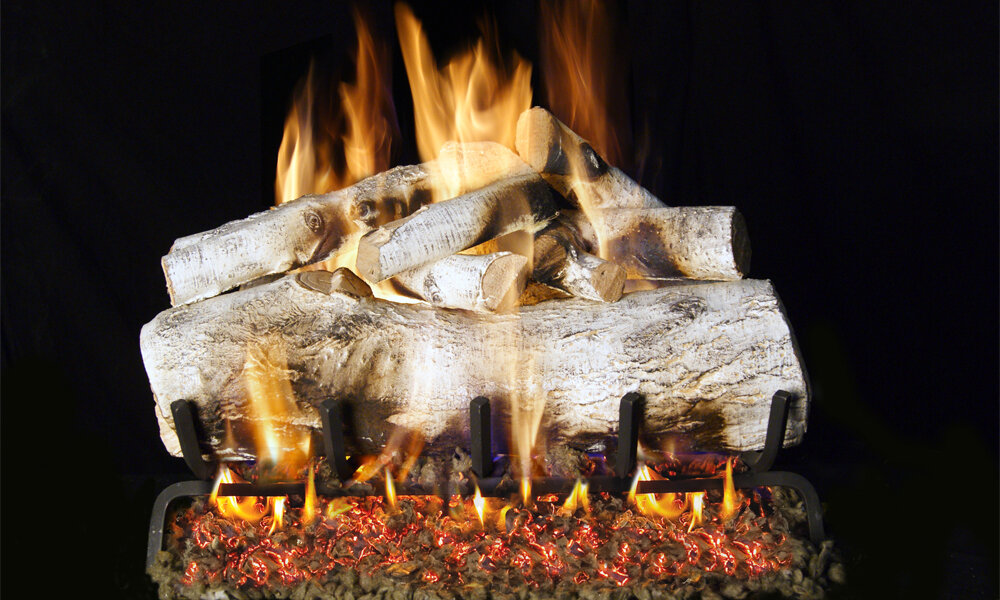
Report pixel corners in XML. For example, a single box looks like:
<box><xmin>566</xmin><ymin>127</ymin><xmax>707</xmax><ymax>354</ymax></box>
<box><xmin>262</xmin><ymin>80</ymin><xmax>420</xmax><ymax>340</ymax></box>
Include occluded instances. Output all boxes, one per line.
<box><xmin>564</xmin><ymin>207</ymin><xmax>750</xmax><ymax>281</ymax></box>
<box><xmin>533</xmin><ymin>223</ymin><xmax>625</xmax><ymax>302</ymax></box>
<box><xmin>515</xmin><ymin>107</ymin><xmax>665</xmax><ymax>209</ymax></box>
<box><xmin>356</xmin><ymin>174</ymin><xmax>559</xmax><ymax>282</ymax></box>
<box><xmin>140</xmin><ymin>271</ymin><xmax>809</xmax><ymax>460</ymax></box>
<box><xmin>393</xmin><ymin>252</ymin><xmax>529</xmax><ymax>312</ymax></box>
<box><xmin>162</xmin><ymin>142</ymin><xmax>530</xmax><ymax>306</ymax></box>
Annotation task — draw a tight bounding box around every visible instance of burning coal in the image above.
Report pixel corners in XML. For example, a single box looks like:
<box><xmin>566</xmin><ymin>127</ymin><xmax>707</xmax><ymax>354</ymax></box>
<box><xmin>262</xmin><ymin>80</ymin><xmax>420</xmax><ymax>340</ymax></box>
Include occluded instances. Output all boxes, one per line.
<box><xmin>152</xmin><ymin>453</ymin><xmax>838</xmax><ymax>599</ymax></box>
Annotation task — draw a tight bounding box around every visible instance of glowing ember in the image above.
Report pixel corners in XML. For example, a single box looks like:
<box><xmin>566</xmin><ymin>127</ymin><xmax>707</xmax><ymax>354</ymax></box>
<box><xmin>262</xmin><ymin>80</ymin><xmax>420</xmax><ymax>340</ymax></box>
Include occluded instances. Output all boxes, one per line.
<box><xmin>158</xmin><ymin>484</ymin><xmax>816</xmax><ymax>597</ymax></box>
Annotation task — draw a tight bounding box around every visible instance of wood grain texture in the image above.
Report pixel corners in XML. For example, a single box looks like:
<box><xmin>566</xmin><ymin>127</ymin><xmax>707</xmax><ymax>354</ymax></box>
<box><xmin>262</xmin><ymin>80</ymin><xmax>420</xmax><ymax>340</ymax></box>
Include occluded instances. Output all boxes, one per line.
<box><xmin>140</xmin><ymin>275</ymin><xmax>808</xmax><ymax>460</ymax></box>
<box><xmin>356</xmin><ymin>174</ymin><xmax>558</xmax><ymax>282</ymax></box>
<box><xmin>564</xmin><ymin>207</ymin><xmax>750</xmax><ymax>281</ymax></box>
<box><xmin>515</xmin><ymin>107</ymin><xmax>665</xmax><ymax>209</ymax></box>
<box><xmin>162</xmin><ymin>142</ymin><xmax>529</xmax><ymax>306</ymax></box>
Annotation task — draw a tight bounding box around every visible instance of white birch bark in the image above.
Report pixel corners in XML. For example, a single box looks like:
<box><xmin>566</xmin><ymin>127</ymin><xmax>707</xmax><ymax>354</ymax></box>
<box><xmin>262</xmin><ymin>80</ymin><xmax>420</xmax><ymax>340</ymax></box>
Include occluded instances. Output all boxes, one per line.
<box><xmin>140</xmin><ymin>273</ymin><xmax>808</xmax><ymax>459</ymax></box>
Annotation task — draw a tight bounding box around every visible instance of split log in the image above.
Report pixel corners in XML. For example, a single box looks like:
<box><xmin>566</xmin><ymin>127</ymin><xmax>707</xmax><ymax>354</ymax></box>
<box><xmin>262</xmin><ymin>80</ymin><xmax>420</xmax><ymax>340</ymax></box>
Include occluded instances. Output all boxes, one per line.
<box><xmin>533</xmin><ymin>223</ymin><xmax>625</xmax><ymax>302</ymax></box>
<box><xmin>140</xmin><ymin>270</ymin><xmax>809</xmax><ymax>460</ymax></box>
<box><xmin>162</xmin><ymin>142</ymin><xmax>530</xmax><ymax>306</ymax></box>
<box><xmin>563</xmin><ymin>207</ymin><xmax>750</xmax><ymax>281</ymax></box>
<box><xmin>393</xmin><ymin>252</ymin><xmax>529</xmax><ymax>312</ymax></box>
<box><xmin>356</xmin><ymin>174</ymin><xmax>559</xmax><ymax>282</ymax></box>
<box><xmin>515</xmin><ymin>107</ymin><xmax>665</xmax><ymax>209</ymax></box>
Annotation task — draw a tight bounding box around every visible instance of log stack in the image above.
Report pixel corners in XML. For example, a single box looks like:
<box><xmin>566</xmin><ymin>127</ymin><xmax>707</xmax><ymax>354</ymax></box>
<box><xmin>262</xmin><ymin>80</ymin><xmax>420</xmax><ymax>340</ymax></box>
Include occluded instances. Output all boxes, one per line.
<box><xmin>141</xmin><ymin>107</ymin><xmax>808</xmax><ymax>462</ymax></box>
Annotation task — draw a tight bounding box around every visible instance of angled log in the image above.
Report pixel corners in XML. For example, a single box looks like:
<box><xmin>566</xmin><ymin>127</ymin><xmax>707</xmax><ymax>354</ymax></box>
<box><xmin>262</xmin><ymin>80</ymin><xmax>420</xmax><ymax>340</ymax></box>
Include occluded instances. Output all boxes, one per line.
<box><xmin>563</xmin><ymin>207</ymin><xmax>750</xmax><ymax>281</ymax></box>
<box><xmin>533</xmin><ymin>223</ymin><xmax>625</xmax><ymax>302</ymax></box>
<box><xmin>355</xmin><ymin>174</ymin><xmax>559</xmax><ymax>282</ymax></box>
<box><xmin>393</xmin><ymin>252</ymin><xmax>529</xmax><ymax>312</ymax></box>
<box><xmin>162</xmin><ymin>142</ymin><xmax>528</xmax><ymax>306</ymax></box>
<box><xmin>140</xmin><ymin>272</ymin><xmax>809</xmax><ymax>461</ymax></box>
<box><xmin>515</xmin><ymin>107</ymin><xmax>665</xmax><ymax>209</ymax></box>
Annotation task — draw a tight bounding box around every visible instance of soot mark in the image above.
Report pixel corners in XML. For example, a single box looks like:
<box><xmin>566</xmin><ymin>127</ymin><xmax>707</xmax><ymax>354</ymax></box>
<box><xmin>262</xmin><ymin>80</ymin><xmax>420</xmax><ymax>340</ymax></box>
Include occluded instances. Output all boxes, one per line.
<box><xmin>617</xmin><ymin>222</ymin><xmax>683</xmax><ymax>277</ymax></box>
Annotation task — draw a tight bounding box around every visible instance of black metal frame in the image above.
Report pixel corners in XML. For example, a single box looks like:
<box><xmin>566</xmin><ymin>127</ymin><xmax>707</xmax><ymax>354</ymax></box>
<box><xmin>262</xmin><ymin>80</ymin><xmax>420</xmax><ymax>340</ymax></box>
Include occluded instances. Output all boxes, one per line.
<box><xmin>148</xmin><ymin>391</ymin><xmax>825</xmax><ymax>570</ymax></box>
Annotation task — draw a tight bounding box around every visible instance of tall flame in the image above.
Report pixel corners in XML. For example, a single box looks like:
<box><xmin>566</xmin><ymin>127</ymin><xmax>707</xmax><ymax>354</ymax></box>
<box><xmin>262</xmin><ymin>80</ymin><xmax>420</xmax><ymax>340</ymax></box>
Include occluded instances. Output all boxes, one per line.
<box><xmin>302</xmin><ymin>465</ymin><xmax>318</xmax><ymax>525</ymax></box>
<box><xmin>473</xmin><ymin>483</ymin><xmax>486</xmax><ymax>527</ymax></box>
<box><xmin>539</xmin><ymin>0</ymin><xmax>632</xmax><ymax>261</ymax></box>
<box><xmin>275</xmin><ymin>8</ymin><xmax>395</xmax><ymax>205</ymax></box>
<box><xmin>243</xmin><ymin>337</ymin><xmax>311</xmax><ymax>478</ymax></box>
<box><xmin>720</xmin><ymin>458</ymin><xmax>738</xmax><ymax>521</ymax></box>
<box><xmin>539</xmin><ymin>0</ymin><xmax>630</xmax><ymax>168</ymax></box>
<box><xmin>395</xmin><ymin>3</ymin><xmax>532</xmax><ymax>200</ymax></box>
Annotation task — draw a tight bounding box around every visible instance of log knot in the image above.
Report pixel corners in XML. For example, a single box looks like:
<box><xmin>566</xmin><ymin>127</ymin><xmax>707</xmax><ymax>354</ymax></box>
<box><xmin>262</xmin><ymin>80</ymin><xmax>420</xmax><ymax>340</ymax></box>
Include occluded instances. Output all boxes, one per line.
<box><xmin>303</xmin><ymin>209</ymin><xmax>324</xmax><ymax>234</ymax></box>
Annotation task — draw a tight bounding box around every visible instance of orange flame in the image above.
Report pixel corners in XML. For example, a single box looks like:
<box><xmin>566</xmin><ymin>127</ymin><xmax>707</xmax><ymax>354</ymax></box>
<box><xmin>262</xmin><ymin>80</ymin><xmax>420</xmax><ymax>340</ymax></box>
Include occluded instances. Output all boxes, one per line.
<box><xmin>539</xmin><ymin>0</ymin><xmax>630</xmax><ymax>168</ymax></box>
<box><xmin>210</xmin><ymin>466</ymin><xmax>268</xmax><ymax>523</ymax></box>
<box><xmin>560</xmin><ymin>479</ymin><xmax>591</xmax><ymax>517</ymax></box>
<box><xmin>395</xmin><ymin>3</ymin><xmax>532</xmax><ymax>199</ymax></box>
<box><xmin>302</xmin><ymin>465</ymin><xmax>317</xmax><ymax>525</ymax></box>
<box><xmin>687</xmin><ymin>492</ymin><xmax>704</xmax><ymax>532</ymax></box>
<box><xmin>268</xmin><ymin>496</ymin><xmax>286</xmax><ymax>535</ymax></box>
<box><xmin>275</xmin><ymin>8</ymin><xmax>395</xmax><ymax>205</ymax></box>
<box><xmin>628</xmin><ymin>464</ymin><xmax>683</xmax><ymax>519</ymax></box>
<box><xmin>720</xmin><ymin>458</ymin><xmax>739</xmax><ymax>521</ymax></box>
<box><xmin>242</xmin><ymin>338</ymin><xmax>311</xmax><ymax>478</ymax></box>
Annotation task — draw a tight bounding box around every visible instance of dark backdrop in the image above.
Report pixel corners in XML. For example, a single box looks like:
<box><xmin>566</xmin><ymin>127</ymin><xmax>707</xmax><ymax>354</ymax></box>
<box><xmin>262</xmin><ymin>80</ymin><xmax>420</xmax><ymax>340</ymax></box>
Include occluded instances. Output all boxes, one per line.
<box><xmin>3</xmin><ymin>2</ymin><xmax>997</xmax><ymax>598</ymax></box>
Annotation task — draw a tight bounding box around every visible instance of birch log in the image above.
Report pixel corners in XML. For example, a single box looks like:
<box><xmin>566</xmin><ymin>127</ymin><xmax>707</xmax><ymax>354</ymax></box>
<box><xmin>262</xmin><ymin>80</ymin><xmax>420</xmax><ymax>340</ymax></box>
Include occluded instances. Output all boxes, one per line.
<box><xmin>162</xmin><ymin>142</ymin><xmax>530</xmax><ymax>306</ymax></box>
<box><xmin>356</xmin><ymin>174</ymin><xmax>559</xmax><ymax>282</ymax></box>
<box><xmin>515</xmin><ymin>107</ymin><xmax>665</xmax><ymax>209</ymax></box>
<box><xmin>140</xmin><ymin>271</ymin><xmax>809</xmax><ymax>460</ymax></box>
<box><xmin>533</xmin><ymin>223</ymin><xmax>625</xmax><ymax>302</ymax></box>
<box><xmin>564</xmin><ymin>207</ymin><xmax>751</xmax><ymax>281</ymax></box>
<box><xmin>393</xmin><ymin>252</ymin><xmax>529</xmax><ymax>312</ymax></box>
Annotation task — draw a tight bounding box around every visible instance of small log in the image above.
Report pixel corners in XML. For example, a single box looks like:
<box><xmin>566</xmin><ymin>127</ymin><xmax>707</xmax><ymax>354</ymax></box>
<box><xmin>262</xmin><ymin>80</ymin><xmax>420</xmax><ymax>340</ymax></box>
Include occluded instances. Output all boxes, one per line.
<box><xmin>356</xmin><ymin>174</ymin><xmax>559</xmax><ymax>282</ymax></box>
<box><xmin>515</xmin><ymin>107</ymin><xmax>665</xmax><ymax>209</ymax></box>
<box><xmin>533</xmin><ymin>223</ymin><xmax>625</xmax><ymax>302</ymax></box>
<box><xmin>563</xmin><ymin>207</ymin><xmax>750</xmax><ymax>281</ymax></box>
<box><xmin>140</xmin><ymin>273</ymin><xmax>809</xmax><ymax>459</ymax></box>
<box><xmin>393</xmin><ymin>252</ymin><xmax>529</xmax><ymax>312</ymax></box>
<box><xmin>162</xmin><ymin>142</ymin><xmax>528</xmax><ymax>306</ymax></box>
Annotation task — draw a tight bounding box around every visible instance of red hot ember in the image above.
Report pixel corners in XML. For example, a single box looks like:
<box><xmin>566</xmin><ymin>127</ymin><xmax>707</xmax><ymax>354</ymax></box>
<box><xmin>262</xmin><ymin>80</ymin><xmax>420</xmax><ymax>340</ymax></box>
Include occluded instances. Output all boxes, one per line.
<box><xmin>150</xmin><ymin>460</ymin><xmax>839</xmax><ymax>599</ymax></box>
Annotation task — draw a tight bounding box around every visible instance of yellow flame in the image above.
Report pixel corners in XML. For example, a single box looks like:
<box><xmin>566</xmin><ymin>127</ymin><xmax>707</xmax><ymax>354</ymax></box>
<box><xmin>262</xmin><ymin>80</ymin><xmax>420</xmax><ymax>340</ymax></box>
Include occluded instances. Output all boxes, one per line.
<box><xmin>539</xmin><ymin>0</ymin><xmax>629</xmax><ymax>168</ymax></box>
<box><xmin>473</xmin><ymin>483</ymin><xmax>486</xmax><ymax>527</ymax></box>
<box><xmin>498</xmin><ymin>505</ymin><xmax>512</xmax><ymax>530</ymax></box>
<box><xmin>629</xmin><ymin>464</ymin><xmax>683</xmax><ymax>519</ymax></box>
<box><xmin>385</xmin><ymin>467</ymin><xmax>397</xmax><ymax>511</ymax></box>
<box><xmin>688</xmin><ymin>492</ymin><xmax>704</xmax><ymax>532</ymax></box>
<box><xmin>268</xmin><ymin>496</ymin><xmax>286</xmax><ymax>535</ymax></box>
<box><xmin>302</xmin><ymin>465</ymin><xmax>318</xmax><ymax>525</ymax></box>
<box><xmin>276</xmin><ymin>9</ymin><xmax>394</xmax><ymax>205</ymax></box>
<box><xmin>326</xmin><ymin>497</ymin><xmax>352</xmax><ymax>519</ymax></box>
<box><xmin>242</xmin><ymin>338</ymin><xmax>311</xmax><ymax>478</ymax></box>
<box><xmin>560</xmin><ymin>479</ymin><xmax>590</xmax><ymax>516</ymax></box>
<box><xmin>720</xmin><ymin>458</ymin><xmax>738</xmax><ymax>521</ymax></box>
<box><xmin>210</xmin><ymin>466</ymin><xmax>269</xmax><ymax>523</ymax></box>
<box><xmin>520</xmin><ymin>477</ymin><xmax>532</xmax><ymax>509</ymax></box>
<box><xmin>395</xmin><ymin>3</ymin><xmax>532</xmax><ymax>200</ymax></box>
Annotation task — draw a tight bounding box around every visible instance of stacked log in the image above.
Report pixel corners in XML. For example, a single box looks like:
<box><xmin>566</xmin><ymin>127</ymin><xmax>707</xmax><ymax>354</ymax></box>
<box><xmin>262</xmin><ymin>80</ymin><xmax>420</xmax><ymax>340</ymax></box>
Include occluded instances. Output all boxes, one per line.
<box><xmin>142</xmin><ymin>106</ymin><xmax>809</xmax><ymax>460</ymax></box>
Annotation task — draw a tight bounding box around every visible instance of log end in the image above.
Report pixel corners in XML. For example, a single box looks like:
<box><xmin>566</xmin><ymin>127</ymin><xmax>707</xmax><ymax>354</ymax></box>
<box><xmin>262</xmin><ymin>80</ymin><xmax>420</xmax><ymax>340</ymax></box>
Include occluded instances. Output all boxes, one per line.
<box><xmin>297</xmin><ymin>268</ymin><xmax>373</xmax><ymax>298</ymax></box>
<box><xmin>589</xmin><ymin>260</ymin><xmax>626</xmax><ymax>302</ymax></box>
<box><xmin>356</xmin><ymin>228</ymin><xmax>391</xmax><ymax>282</ymax></box>
<box><xmin>481</xmin><ymin>252</ymin><xmax>530</xmax><ymax>312</ymax></box>
<box><xmin>516</xmin><ymin>107</ymin><xmax>563</xmax><ymax>174</ymax></box>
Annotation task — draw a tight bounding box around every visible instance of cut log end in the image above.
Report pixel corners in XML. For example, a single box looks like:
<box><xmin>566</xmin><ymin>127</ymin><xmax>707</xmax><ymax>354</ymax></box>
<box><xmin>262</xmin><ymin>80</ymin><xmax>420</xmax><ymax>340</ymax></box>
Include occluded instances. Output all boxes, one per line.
<box><xmin>297</xmin><ymin>268</ymin><xmax>373</xmax><ymax>298</ymax></box>
<box><xmin>480</xmin><ymin>253</ymin><xmax>530</xmax><ymax>311</ymax></box>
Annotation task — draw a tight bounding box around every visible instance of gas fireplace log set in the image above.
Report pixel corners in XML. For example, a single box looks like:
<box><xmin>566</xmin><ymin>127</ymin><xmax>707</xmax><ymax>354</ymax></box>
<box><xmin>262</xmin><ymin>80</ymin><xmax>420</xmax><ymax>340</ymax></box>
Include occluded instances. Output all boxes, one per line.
<box><xmin>143</xmin><ymin>106</ymin><xmax>807</xmax><ymax>461</ymax></box>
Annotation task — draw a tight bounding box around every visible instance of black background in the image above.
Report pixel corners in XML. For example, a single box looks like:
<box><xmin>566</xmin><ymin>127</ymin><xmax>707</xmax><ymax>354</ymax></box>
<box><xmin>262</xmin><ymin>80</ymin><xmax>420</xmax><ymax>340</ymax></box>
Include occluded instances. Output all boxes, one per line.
<box><xmin>3</xmin><ymin>2</ymin><xmax>997</xmax><ymax>598</ymax></box>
